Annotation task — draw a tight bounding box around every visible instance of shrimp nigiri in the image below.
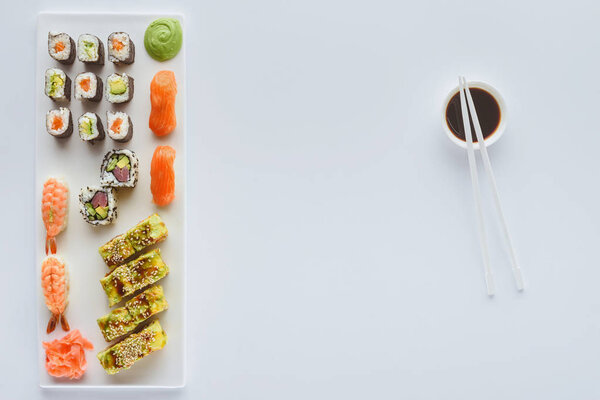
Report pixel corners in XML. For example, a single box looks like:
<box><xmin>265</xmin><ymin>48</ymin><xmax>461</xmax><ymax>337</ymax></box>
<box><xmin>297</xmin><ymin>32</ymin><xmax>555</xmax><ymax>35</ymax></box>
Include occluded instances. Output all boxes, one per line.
<box><xmin>41</xmin><ymin>255</ymin><xmax>70</xmax><ymax>333</ymax></box>
<box><xmin>149</xmin><ymin>70</ymin><xmax>177</xmax><ymax>136</ymax></box>
<box><xmin>42</xmin><ymin>177</ymin><xmax>69</xmax><ymax>254</ymax></box>
<box><xmin>150</xmin><ymin>145</ymin><xmax>176</xmax><ymax>206</ymax></box>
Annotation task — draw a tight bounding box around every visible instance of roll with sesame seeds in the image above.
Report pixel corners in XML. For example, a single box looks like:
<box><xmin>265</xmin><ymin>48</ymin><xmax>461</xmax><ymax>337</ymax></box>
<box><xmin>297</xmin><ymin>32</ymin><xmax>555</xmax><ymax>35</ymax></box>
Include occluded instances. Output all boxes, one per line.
<box><xmin>97</xmin><ymin>285</ymin><xmax>168</xmax><ymax>342</ymax></box>
<box><xmin>98</xmin><ymin>214</ymin><xmax>168</xmax><ymax>268</ymax></box>
<box><xmin>97</xmin><ymin>319</ymin><xmax>167</xmax><ymax>375</ymax></box>
<box><xmin>100</xmin><ymin>249</ymin><xmax>169</xmax><ymax>306</ymax></box>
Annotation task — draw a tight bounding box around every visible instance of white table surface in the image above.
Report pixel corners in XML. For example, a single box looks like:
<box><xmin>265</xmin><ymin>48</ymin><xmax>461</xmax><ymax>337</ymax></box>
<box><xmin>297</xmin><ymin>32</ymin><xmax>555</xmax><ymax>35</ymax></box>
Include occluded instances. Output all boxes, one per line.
<box><xmin>2</xmin><ymin>0</ymin><xmax>600</xmax><ymax>398</ymax></box>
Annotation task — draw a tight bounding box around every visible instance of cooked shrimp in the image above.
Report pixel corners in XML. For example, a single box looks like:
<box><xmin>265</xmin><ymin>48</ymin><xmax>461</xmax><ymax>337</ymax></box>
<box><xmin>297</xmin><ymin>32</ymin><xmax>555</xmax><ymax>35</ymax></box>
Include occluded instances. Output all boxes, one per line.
<box><xmin>41</xmin><ymin>255</ymin><xmax>70</xmax><ymax>333</ymax></box>
<box><xmin>41</xmin><ymin>177</ymin><xmax>69</xmax><ymax>254</ymax></box>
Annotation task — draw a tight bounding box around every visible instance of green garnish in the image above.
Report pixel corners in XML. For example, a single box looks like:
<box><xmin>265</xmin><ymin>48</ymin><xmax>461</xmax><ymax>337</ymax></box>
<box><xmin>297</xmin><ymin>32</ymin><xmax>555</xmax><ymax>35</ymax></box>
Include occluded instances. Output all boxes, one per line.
<box><xmin>85</xmin><ymin>202</ymin><xmax>96</xmax><ymax>216</ymax></box>
<box><xmin>48</xmin><ymin>73</ymin><xmax>64</xmax><ymax>97</ymax></box>
<box><xmin>106</xmin><ymin>155</ymin><xmax>119</xmax><ymax>172</ymax></box>
<box><xmin>83</xmin><ymin>40</ymin><xmax>96</xmax><ymax>58</ymax></box>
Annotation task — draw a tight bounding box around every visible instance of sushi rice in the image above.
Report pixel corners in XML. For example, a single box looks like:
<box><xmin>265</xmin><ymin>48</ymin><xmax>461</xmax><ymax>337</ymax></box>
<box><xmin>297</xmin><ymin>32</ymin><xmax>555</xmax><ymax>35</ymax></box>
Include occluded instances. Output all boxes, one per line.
<box><xmin>78</xmin><ymin>112</ymin><xmax>105</xmax><ymax>143</ymax></box>
<box><xmin>106</xmin><ymin>111</ymin><xmax>133</xmax><ymax>142</ymax></box>
<box><xmin>77</xmin><ymin>34</ymin><xmax>104</xmax><ymax>64</ymax></box>
<box><xmin>108</xmin><ymin>32</ymin><xmax>135</xmax><ymax>64</ymax></box>
<box><xmin>75</xmin><ymin>72</ymin><xmax>102</xmax><ymax>102</ymax></box>
<box><xmin>79</xmin><ymin>186</ymin><xmax>117</xmax><ymax>226</ymax></box>
<box><xmin>106</xmin><ymin>73</ymin><xmax>134</xmax><ymax>104</ymax></box>
<box><xmin>48</xmin><ymin>32</ymin><xmax>75</xmax><ymax>64</ymax></box>
<box><xmin>100</xmin><ymin>149</ymin><xmax>139</xmax><ymax>188</ymax></box>
<box><xmin>46</xmin><ymin>108</ymin><xmax>73</xmax><ymax>138</ymax></box>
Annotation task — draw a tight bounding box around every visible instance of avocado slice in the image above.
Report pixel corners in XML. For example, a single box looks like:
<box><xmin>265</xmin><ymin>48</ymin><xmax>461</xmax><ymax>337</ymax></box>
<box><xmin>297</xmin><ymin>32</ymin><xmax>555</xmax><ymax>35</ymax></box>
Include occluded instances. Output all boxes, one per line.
<box><xmin>80</xmin><ymin>118</ymin><xmax>93</xmax><ymax>136</ymax></box>
<box><xmin>106</xmin><ymin>155</ymin><xmax>119</xmax><ymax>172</ymax></box>
<box><xmin>85</xmin><ymin>202</ymin><xmax>96</xmax><ymax>216</ymax></box>
<box><xmin>48</xmin><ymin>74</ymin><xmax>64</xmax><ymax>97</ymax></box>
<box><xmin>116</xmin><ymin>155</ymin><xmax>130</xmax><ymax>169</ymax></box>
<box><xmin>95</xmin><ymin>206</ymin><xmax>109</xmax><ymax>219</ymax></box>
<box><xmin>83</xmin><ymin>40</ymin><xmax>96</xmax><ymax>58</ymax></box>
<box><xmin>109</xmin><ymin>78</ymin><xmax>127</xmax><ymax>95</ymax></box>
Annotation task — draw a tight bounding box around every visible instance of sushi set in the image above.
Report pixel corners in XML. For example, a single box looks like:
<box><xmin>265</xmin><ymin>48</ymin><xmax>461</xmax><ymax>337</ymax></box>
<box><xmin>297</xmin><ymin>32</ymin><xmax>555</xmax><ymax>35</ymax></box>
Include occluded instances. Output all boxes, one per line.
<box><xmin>36</xmin><ymin>13</ymin><xmax>186</xmax><ymax>388</ymax></box>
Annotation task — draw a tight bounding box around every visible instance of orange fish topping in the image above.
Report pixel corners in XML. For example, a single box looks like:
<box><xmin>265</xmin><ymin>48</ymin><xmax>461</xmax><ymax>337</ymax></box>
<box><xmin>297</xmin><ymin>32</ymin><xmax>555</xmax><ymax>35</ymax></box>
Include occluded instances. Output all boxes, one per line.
<box><xmin>54</xmin><ymin>41</ymin><xmax>65</xmax><ymax>52</ymax></box>
<box><xmin>112</xmin><ymin>38</ymin><xmax>124</xmax><ymax>51</ymax></box>
<box><xmin>51</xmin><ymin>116</ymin><xmax>63</xmax><ymax>131</ymax></box>
<box><xmin>110</xmin><ymin>118</ymin><xmax>122</xmax><ymax>133</ymax></box>
<box><xmin>80</xmin><ymin>78</ymin><xmax>91</xmax><ymax>92</ymax></box>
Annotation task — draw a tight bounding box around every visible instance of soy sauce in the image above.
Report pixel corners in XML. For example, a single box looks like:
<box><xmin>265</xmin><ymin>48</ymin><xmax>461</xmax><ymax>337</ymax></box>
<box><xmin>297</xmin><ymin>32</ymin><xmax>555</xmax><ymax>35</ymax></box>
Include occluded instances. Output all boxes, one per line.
<box><xmin>445</xmin><ymin>88</ymin><xmax>501</xmax><ymax>142</ymax></box>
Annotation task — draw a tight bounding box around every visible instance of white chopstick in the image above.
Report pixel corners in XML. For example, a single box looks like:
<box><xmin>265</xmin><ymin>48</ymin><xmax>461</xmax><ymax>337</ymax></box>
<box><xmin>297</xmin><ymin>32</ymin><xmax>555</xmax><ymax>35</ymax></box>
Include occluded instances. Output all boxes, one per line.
<box><xmin>462</xmin><ymin>77</ymin><xmax>524</xmax><ymax>291</ymax></box>
<box><xmin>458</xmin><ymin>77</ymin><xmax>495</xmax><ymax>296</ymax></box>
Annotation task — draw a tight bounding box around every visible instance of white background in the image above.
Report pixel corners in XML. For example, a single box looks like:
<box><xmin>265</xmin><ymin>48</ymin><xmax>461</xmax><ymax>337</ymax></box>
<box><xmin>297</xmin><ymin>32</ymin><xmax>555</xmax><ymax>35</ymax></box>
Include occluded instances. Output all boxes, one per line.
<box><xmin>2</xmin><ymin>0</ymin><xmax>600</xmax><ymax>399</ymax></box>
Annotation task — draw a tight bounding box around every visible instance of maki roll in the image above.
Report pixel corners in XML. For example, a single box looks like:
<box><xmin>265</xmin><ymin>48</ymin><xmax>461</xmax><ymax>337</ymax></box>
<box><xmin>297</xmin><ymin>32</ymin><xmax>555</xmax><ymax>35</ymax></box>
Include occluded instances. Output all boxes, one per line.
<box><xmin>108</xmin><ymin>32</ymin><xmax>135</xmax><ymax>64</ymax></box>
<box><xmin>106</xmin><ymin>73</ymin><xmax>133</xmax><ymax>104</ymax></box>
<box><xmin>45</xmin><ymin>68</ymin><xmax>71</xmax><ymax>102</ymax></box>
<box><xmin>74</xmin><ymin>72</ymin><xmax>103</xmax><ymax>102</ymax></box>
<box><xmin>100</xmin><ymin>249</ymin><xmax>168</xmax><ymax>306</ymax></box>
<box><xmin>79</xmin><ymin>186</ymin><xmax>117</xmax><ymax>226</ymax></box>
<box><xmin>97</xmin><ymin>319</ymin><xmax>167</xmax><ymax>375</ymax></box>
<box><xmin>45</xmin><ymin>108</ymin><xmax>73</xmax><ymax>138</ymax></box>
<box><xmin>78</xmin><ymin>112</ymin><xmax>105</xmax><ymax>143</ymax></box>
<box><xmin>78</xmin><ymin>34</ymin><xmax>104</xmax><ymax>65</ymax></box>
<box><xmin>97</xmin><ymin>285</ymin><xmax>168</xmax><ymax>342</ymax></box>
<box><xmin>100</xmin><ymin>149</ymin><xmax>139</xmax><ymax>188</ymax></box>
<box><xmin>48</xmin><ymin>32</ymin><xmax>75</xmax><ymax>64</ymax></box>
<box><xmin>106</xmin><ymin>111</ymin><xmax>133</xmax><ymax>142</ymax></box>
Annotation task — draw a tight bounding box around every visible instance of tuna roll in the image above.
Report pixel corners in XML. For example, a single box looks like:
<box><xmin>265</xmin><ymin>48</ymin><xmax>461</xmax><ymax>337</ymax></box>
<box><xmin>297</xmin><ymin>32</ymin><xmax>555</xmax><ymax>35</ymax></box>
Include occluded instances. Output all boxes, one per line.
<box><xmin>48</xmin><ymin>32</ymin><xmax>75</xmax><ymax>64</ymax></box>
<box><xmin>46</xmin><ymin>108</ymin><xmax>73</xmax><ymax>138</ymax></box>
<box><xmin>79</xmin><ymin>186</ymin><xmax>117</xmax><ymax>226</ymax></box>
<box><xmin>100</xmin><ymin>149</ymin><xmax>139</xmax><ymax>188</ymax></box>
<box><xmin>75</xmin><ymin>72</ymin><xmax>103</xmax><ymax>102</ymax></box>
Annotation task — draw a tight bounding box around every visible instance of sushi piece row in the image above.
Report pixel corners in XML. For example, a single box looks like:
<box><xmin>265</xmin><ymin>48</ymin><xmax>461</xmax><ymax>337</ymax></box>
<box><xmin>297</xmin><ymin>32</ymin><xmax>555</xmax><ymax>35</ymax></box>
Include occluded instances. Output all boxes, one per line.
<box><xmin>48</xmin><ymin>32</ymin><xmax>134</xmax><ymax>65</ymax></box>
<box><xmin>45</xmin><ymin>69</ymin><xmax>134</xmax><ymax>104</ymax></box>
<box><xmin>46</xmin><ymin>109</ymin><xmax>133</xmax><ymax>142</ymax></box>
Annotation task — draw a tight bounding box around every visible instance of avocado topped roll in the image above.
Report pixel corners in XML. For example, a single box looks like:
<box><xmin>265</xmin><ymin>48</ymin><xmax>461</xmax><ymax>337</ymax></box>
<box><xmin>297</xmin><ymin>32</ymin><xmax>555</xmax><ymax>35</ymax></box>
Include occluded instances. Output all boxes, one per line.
<box><xmin>100</xmin><ymin>149</ymin><xmax>139</xmax><ymax>188</ymax></box>
<box><xmin>99</xmin><ymin>214</ymin><xmax>168</xmax><ymax>267</ymax></box>
<box><xmin>100</xmin><ymin>249</ymin><xmax>169</xmax><ymax>306</ymax></box>
<box><xmin>79</xmin><ymin>186</ymin><xmax>117</xmax><ymax>226</ymax></box>
<box><xmin>48</xmin><ymin>32</ymin><xmax>75</xmax><ymax>64</ymax></box>
<box><xmin>46</xmin><ymin>108</ymin><xmax>73</xmax><ymax>138</ymax></box>
<box><xmin>75</xmin><ymin>72</ymin><xmax>103</xmax><ymax>102</ymax></box>
<box><xmin>78</xmin><ymin>112</ymin><xmax>105</xmax><ymax>144</ymax></box>
<box><xmin>97</xmin><ymin>319</ymin><xmax>167</xmax><ymax>375</ymax></box>
<box><xmin>106</xmin><ymin>73</ymin><xmax>133</xmax><ymax>103</ymax></box>
<box><xmin>77</xmin><ymin>34</ymin><xmax>104</xmax><ymax>64</ymax></box>
<box><xmin>97</xmin><ymin>285</ymin><xmax>168</xmax><ymax>342</ymax></box>
<box><xmin>106</xmin><ymin>111</ymin><xmax>133</xmax><ymax>142</ymax></box>
<box><xmin>45</xmin><ymin>68</ymin><xmax>71</xmax><ymax>102</ymax></box>
<box><xmin>108</xmin><ymin>32</ymin><xmax>135</xmax><ymax>64</ymax></box>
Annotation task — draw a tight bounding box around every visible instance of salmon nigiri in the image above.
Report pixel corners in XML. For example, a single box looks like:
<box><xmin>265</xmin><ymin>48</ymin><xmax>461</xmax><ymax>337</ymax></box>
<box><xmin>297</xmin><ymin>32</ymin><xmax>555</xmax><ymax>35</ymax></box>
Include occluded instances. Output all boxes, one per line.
<box><xmin>41</xmin><ymin>255</ymin><xmax>70</xmax><ymax>333</ymax></box>
<box><xmin>149</xmin><ymin>70</ymin><xmax>177</xmax><ymax>136</ymax></box>
<box><xmin>150</xmin><ymin>146</ymin><xmax>176</xmax><ymax>206</ymax></box>
<box><xmin>42</xmin><ymin>177</ymin><xmax>69</xmax><ymax>254</ymax></box>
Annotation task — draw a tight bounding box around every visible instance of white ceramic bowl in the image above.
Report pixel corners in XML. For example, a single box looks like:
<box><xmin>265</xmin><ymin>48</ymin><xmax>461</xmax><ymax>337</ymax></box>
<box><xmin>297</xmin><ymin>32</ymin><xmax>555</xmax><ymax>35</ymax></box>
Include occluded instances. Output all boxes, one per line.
<box><xmin>441</xmin><ymin>81</ymin><xmax>507</xmax><ymax>150</ymax></box>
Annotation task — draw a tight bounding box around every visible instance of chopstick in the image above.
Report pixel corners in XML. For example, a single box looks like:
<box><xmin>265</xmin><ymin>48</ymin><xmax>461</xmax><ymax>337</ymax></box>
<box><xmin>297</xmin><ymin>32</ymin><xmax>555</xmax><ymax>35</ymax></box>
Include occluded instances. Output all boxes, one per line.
<box><xmin>458</xmin><ymin>77</ymin><xmax>495</xmax><ymax>296</ymax></box>
<box><xmin>461</xmin><ymin>77</ymin><xmax>524</xmax><ymax>291</ymax></box>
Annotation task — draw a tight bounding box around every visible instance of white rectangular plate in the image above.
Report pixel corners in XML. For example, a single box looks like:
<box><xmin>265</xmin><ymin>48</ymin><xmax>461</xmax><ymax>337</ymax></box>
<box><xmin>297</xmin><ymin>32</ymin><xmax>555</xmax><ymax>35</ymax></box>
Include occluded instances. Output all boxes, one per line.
<box><xmin>36</xmin><ymin>12</ymin><xmax>186</xmax><ymax>388</ymax></box>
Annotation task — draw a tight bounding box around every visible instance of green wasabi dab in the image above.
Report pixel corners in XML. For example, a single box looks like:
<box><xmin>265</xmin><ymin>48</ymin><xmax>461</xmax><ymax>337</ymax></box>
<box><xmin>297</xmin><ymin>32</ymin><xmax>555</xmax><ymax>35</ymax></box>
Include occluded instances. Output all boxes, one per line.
<box><xmin>144</xmin><ymin>18</ymin><xmax>183</xmax><ymax>61</ymax></box>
